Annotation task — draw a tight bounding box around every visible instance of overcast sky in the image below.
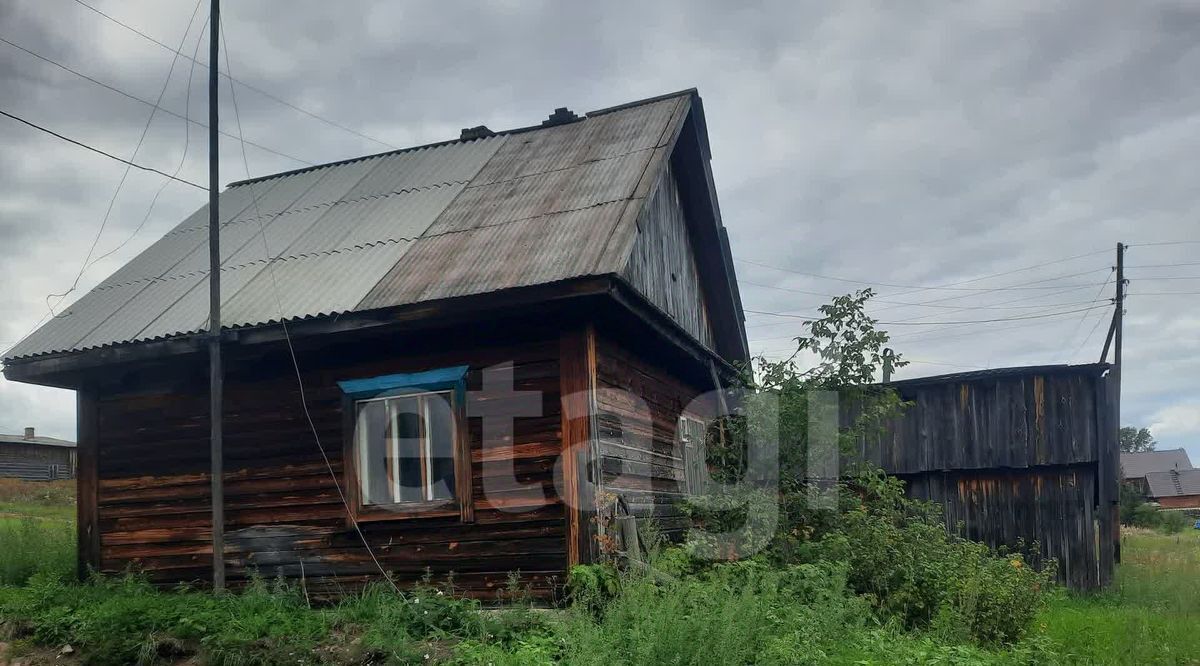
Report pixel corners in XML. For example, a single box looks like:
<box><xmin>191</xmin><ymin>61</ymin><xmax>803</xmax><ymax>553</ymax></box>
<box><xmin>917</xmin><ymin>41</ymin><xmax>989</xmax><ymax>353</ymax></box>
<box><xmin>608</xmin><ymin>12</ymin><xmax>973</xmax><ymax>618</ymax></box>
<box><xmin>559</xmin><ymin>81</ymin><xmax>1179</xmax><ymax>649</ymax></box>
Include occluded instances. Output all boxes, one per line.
<box><xmin>1</xmin><ymin>0</ymin><xmax>1197</xmax><ymax>461</ymax></box>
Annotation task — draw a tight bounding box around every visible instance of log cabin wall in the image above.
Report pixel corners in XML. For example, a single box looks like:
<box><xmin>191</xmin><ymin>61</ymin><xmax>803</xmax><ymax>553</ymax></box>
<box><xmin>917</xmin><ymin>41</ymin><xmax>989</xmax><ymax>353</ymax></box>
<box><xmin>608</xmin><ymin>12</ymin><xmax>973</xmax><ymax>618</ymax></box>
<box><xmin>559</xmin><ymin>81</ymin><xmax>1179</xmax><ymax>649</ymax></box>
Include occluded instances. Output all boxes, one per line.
<box><xmin>91</xmin><ymin>325</ymin><xmax>569</xmax><ymax>600</ymax></box>
<box><xmin>0</xmin><ymin>441</ymin><xmax>75</xmax><ymax>465</ymax></box>
<box><xmin>592</xmin><ymin>329</ymin><xmax>714</xmax><ymax>541</ymax></box>
<box><xmin>844</xmin><ymin>365</ymin><xmax>1114</xmax><ymax>590</ymax></box>
<box><xmin>0</xmin><ymin>441</ymin><xmax>76</xmax><ymax>480</ymax></box>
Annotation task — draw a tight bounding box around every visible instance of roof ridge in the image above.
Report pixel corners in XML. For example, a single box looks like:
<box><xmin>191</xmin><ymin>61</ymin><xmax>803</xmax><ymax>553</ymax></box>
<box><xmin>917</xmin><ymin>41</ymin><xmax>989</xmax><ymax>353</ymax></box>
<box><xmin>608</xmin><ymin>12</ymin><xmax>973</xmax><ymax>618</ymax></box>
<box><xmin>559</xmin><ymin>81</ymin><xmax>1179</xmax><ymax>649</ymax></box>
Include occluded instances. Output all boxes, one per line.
<box><xmin>225</xmin><ymin>89</ymin><xmax>698</xmax><ymax>190</ymax></box>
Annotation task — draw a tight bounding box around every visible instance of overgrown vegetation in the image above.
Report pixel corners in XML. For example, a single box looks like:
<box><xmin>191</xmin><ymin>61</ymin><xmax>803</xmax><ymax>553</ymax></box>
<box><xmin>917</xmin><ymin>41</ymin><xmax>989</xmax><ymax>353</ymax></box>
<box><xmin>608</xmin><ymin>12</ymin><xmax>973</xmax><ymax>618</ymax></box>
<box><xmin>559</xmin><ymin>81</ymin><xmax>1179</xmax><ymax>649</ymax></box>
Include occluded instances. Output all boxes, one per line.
<box><xmin>0</xmin><ymin>479</ymin><xmax>74</xmax><ymax>586</ymax></box>
<box><xmin>0</xmin><ymin>293</ymin><xmax>1187</xmax><ymax>664</ymax></box>
<box><xmin>1120</xmin><ymin>483</ymin><xmax>1194</xmax><ymax>534</ymax></box>
<box><xmin>1038</xmin><ymin>529</ymin><xmax>1200</xmax><ymax>665</ymax></box>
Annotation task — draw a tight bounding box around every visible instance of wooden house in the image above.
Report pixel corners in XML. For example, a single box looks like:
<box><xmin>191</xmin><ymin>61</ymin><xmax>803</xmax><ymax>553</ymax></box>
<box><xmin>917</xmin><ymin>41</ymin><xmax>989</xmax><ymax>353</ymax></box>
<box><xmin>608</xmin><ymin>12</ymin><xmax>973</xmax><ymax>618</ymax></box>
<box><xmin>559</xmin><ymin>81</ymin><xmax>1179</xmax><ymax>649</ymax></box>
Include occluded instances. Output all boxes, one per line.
<box><xmin>846</xmin><ymin>364</ymin><xmax>1119</xmax><ymax>590</ymax></box>
<box><xmin>0</xmin><ymin>427</ymin><xmax>76</xmax><ymax>480</ymax></box>
<box><xmin>1120</xmin><ymin>448</ymin><xmax>1192</xmax><ymax>499</ymax></box>
<box><xmin>2</xmin><ymin>89</ymin><xmax>748</xmax><ymax>599</ymax></box>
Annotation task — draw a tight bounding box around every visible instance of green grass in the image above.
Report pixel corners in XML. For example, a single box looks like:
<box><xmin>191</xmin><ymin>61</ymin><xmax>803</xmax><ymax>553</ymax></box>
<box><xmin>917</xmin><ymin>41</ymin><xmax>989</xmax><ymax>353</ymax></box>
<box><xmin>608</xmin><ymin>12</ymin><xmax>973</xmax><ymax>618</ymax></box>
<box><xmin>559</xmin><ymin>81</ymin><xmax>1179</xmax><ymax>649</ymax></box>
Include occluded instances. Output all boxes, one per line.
<box><xmin>0</xmin><ymin>501</ymin><xmax>75</xmax><ymax>522</ymax></box>
<box><xmin>1</xmin><ymin>478</ymin><xmax>1197</xmax><ymax>664</ymax></box>
<box><xmin>0</xmin><ymin>479</ymin><xmax>75</xmax><ymax>586</ymax></box>
<box><xmin>1037</xmin><ymin>529</ymin><xmax>1200</xmax><ymax>665</ymax></box>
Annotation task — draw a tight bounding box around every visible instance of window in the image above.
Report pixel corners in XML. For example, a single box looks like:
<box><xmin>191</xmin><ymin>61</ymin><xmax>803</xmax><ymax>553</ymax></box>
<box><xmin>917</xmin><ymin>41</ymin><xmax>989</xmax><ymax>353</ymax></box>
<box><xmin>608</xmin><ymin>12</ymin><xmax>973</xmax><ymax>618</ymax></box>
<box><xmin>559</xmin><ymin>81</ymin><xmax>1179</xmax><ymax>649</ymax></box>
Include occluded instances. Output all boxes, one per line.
<box><xmin>355</xmin><ymin>391</ymin><xmax>457</xmax><ymax>506</ymax></box>
<box><xmin>338</xmin><ymin>366</ymin><xmax>470</xmax><ymax>519</ymax></box>
<box><xmin>678</xmin><ymin>415</ymin><xmax>708</xmax><ymax>494</ymax></box>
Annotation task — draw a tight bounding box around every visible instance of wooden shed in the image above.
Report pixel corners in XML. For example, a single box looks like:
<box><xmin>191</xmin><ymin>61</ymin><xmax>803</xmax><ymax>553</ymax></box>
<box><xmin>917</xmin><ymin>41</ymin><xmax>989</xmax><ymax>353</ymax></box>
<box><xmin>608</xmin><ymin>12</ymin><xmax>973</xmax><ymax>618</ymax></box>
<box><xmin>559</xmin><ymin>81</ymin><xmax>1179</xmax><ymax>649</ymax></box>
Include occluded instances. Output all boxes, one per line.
<box><xmin>2</xmin><ymin>89</ymin><xmax>748</xmax><ymax>599</ymax></box>
<box><xmin>846</xmin><ymin>364</ymin><xmax>1118</xmax><ymax>590</ymax></box>
<box><xmin>0</xmin><ymin>427</ymin><xmax>76</xmax><ymax>480</ymax></box>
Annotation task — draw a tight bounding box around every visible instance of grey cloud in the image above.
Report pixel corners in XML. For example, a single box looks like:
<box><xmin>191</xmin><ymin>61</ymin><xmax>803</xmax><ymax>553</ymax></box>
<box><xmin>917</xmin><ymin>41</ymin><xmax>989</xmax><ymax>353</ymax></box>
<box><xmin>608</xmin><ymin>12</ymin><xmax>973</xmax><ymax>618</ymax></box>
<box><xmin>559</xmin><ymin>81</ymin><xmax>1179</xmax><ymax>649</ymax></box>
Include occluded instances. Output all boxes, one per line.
<box><xmin>1</xmin><ymin>0</ymin><xmax>1197</xmax><ymax>459</ymax></box>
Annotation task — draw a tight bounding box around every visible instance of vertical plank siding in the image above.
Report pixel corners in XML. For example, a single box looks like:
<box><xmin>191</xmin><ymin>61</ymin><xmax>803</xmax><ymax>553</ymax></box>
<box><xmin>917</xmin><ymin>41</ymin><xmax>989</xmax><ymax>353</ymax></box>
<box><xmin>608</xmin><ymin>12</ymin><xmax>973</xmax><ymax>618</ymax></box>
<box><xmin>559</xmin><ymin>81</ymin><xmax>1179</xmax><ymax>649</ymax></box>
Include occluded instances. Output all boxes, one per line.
<box><xmin>852</xmin><ymin>371</ymin><xmax>1101</xmax><ymax>473</ymax></box>
<box><xmin>622</xmin><ymin>163</ymin><xmax>717</xmax><ymax>352</ymax></box>
<box><xmin>91</xmin><ymin>332</ymin><xmax>568</xmax><ymax>599</ymax></box>
<box><xmin>845</xmin><ymin>366</ymin><xmax>1114</xmax><ymax>590</ymax></box>
<box><xmin>901</xmin><ymin>466</ymin><xmax>1099</xmax><ymax>590</ymax></box>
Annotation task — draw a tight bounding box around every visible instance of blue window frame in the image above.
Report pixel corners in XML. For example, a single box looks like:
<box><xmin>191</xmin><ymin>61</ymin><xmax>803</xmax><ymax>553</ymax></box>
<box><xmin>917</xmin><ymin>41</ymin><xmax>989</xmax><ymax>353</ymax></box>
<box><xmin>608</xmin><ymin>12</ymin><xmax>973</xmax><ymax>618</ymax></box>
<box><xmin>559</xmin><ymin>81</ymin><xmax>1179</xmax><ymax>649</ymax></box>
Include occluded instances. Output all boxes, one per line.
<box><xmin>339</xmin><ymin>366</ymin><xmax>469</xmax><ymax>512</ymax></box>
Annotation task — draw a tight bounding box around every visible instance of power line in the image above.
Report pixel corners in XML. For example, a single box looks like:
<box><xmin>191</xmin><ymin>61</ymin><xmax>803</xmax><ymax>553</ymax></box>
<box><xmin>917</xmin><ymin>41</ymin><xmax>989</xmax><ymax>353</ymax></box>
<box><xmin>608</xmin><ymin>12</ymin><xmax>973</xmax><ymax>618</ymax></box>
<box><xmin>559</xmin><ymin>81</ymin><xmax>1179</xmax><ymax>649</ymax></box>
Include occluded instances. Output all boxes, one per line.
<box><xmin>1126</xmin><ymin>240</ymin><xmax>1200</xmax><ymax>248</ymax></box>
<box><xmin>0</xmin><ymin>34</ymin><xmax>311</xmax><ymax>166</ymax></box>
<box><xmin>1126</xmin><ymin>291</ymin><xmax>1200</xmax><ymax>296</ymax></box>
<box><xmin>1127</xmin><ymin>261</ymin><xmax>1200</xmax><ymax>269</ymax></box>
<box><xmin>744</xmin><ymin>283</ymin><xmax>1112</xmax><ymax>333</ymax></box>
<box><xmin>71</xmin><ymin>0</ymin><xmax>397</xmax><ymax>151</ymax></box>
<box><xmin>879</xmin><ymin>285</ymin><xmax>1115</xmax><ymax>336</ymax></box>
<box><xmin>879</xmin><ymin>248</ymin><xmax>1112</xmax><ymax>299</ymax></box>
<box><xmin>86</xmin><ymin>15</ymin><xmax>210</xmax><ymax>271</ymax></box>
<box><xmin>39</xmin><ymin>0</ymin><xmax>207</xmax><ymax>319</ymax></box>
<box><xmin>1130</xmin><ymin>275</ymin><xmax>1200</xmax><ymax>281</ymax></box>
<box><xmin>889</xmin><ymin>309</ymin><xmax>1102</xmax><ymax>345</ymax></box>
<box><xmin>743</xmin><ymin>278</ymin><xmax>1112</xmax><ymax>331</ymax></box>
<box><xmin>0</xmin><ymin>109</ymin><xmax>205</xmax><ymax>189</ymax></box>
<box><xmin>746</xmin><ymin>298</ymin><xmax>1114</xmax><ymax>344</ymax></box>
<box><xmin>743</xmin><ymin>303</ymin><xmax>1111</xmax><ymax>326</ymax></box>
<box><xmin>1071</xmin><ymin>310</ymin><xmax>1110</xmax><ymax>363</ymax></box>
<box><xmin>741</xmin><ymin>279</ymin><xmax>1113</xmax><ymax>311</ymax></box>
<box><xmin>735</xmin><ymin>249</ymin><xmax>1111</xmax><ymax>295</ymax></box>
<box><xmin>1058</xmin><ymin>270</ymin><xmax>1115</xmax><ymax>361</ymax></box>
<box><xmin>868</xmin><ymin>271</ymin><xmax>1112</xmax><ymax>323</ymax></box>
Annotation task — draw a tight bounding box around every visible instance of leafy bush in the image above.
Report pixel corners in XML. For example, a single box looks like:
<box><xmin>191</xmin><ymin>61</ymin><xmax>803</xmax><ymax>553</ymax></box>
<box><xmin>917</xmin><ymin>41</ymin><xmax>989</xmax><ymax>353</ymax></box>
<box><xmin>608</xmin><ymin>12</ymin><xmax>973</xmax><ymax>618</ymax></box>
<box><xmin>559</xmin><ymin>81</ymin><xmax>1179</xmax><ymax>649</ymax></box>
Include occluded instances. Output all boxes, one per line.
<box><xmin>1126</xmin><ymin>499</ymin><xmax>1193</xmax><ymax>535</ymax></box>
<box><xmin>786</xmin><ymin>472</ymin><xmax>1054</xmax><ymax>645</ymax></box>
<box><xmin>1158</xmin><ymin>510</ymin><xmax>1191</xmax><ymax>535</ymax></box>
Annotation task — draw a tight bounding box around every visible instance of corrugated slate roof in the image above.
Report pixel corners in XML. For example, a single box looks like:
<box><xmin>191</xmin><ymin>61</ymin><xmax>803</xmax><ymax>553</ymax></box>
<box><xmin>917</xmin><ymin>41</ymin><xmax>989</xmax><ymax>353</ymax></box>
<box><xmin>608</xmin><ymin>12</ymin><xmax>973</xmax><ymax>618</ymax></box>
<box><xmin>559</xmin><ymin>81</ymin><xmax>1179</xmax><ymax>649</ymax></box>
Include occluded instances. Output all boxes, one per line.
<box><xmin>1145</xmin><ymin>468</ymin><xmax>1200</xmax><ymax>498</ymax></box>
<box><xmin>5</xmin><ymin>91</ymin><xmax>694</xmax><ymax>361</ymax></box>
<box><xmin>0</xmin><ymin>433</ymin><xmax>76</xmax><ymax>448</ymax></box>
<box><xmin>1121</xmin><ymin>448</ymin><xmax>1194</xmax><ymax>479</ymax></box>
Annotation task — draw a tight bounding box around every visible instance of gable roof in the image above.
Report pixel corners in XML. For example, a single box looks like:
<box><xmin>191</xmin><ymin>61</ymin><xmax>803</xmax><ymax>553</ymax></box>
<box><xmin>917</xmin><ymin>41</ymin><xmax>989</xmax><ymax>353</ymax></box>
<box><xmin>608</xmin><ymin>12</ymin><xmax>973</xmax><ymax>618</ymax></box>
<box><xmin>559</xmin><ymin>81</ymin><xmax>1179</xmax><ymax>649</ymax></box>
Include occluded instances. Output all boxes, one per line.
<box><xmin>5</xmin><ymin>90</ymin><xmax>744</xmax><ymax>364</ymax></box>
<box><xmin>1145</xmin><ymin>468</ymin><xmax>1200</xmax><ymax>498</ymax></box>
<box><xmin>1120</xmin><ymin>448</ymin><xmax>1193</xmax><ymax>479</ymax></box>
<box><xmin>0</xmin><ymin>432</ymin><xmax>75</xmax><ymax>449</ymax></box>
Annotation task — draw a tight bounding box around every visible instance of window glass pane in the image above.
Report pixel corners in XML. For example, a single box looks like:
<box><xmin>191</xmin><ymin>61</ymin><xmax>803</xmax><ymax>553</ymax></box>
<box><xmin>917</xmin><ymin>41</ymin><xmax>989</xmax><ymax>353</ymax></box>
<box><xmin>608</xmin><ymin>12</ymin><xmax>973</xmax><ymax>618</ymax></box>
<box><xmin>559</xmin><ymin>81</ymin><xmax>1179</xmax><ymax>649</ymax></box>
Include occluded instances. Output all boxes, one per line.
<box><xmin>390</xmin><ymin>396</ymin><xmax>424</xmax><ymax>504</ymax></box>
<box><xmin>356</xmin><ymin>389</ymin><xmax>458</xmax><ymax>507</ymax></box>
<box><xmin>357</xmin><ymin>400</ymin><xmax>390</xmax><ymax>506</ymax></box>
<box><xmin>426</xmin><ymin>393</ymin><xmax>457</xmax><ymax>501</ymax></box>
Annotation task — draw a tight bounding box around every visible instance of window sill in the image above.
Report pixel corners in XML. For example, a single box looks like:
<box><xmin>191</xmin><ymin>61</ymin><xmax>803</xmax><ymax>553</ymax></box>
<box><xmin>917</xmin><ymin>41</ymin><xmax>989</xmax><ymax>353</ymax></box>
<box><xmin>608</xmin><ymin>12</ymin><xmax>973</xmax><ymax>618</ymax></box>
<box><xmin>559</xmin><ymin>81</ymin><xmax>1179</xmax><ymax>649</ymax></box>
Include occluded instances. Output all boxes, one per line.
<box><xmin>352</xmin><ymin>503</ymin><xmax>462</xmax><ymax>523</ymax></box>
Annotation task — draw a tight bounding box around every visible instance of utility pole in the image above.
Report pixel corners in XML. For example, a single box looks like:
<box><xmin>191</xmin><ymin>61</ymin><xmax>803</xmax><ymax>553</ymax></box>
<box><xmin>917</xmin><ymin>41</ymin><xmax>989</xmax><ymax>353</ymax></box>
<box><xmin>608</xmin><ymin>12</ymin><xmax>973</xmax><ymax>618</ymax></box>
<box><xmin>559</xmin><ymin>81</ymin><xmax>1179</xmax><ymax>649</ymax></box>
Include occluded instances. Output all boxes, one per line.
<box><xmin>1111</xmin><ymin>242</ymin><xmax>1125</xmax><ymax>564</ymax></box>
<box><xmin>881</xmin><ymin>348</ymin><xmax>895</xmax><ymax>383</ymax></box>
<box><xmin>208</xmin><ymin>0</ymin><xmax>225</xmax><ymax>592</ymax></box>
<box><xmin>1096</xmin><ymin>243</ymin><xmax>1126</xmax><ymax>583</ymax></box>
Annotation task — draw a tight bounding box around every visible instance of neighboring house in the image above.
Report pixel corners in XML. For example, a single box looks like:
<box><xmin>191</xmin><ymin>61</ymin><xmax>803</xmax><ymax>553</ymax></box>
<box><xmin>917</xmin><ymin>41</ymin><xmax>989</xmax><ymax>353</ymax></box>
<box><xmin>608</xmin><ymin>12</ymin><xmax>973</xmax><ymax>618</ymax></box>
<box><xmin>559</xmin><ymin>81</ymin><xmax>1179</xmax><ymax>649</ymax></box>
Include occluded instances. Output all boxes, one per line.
<box><xmin>847</xmin><ymin>364</ymin><xmax>1117</xmax><ymax>590</ymax></box>
<box><xmin>1143</xmin><ymin>469</ymin><xmax>1200</xmax><ymax>510</ymax></box>
<box><xmin>0</xmin><ymin>427</ymin><xmax>76</xmax><ymax>480</ymax></box>
<box><xmin>1120</xmin><ymin>448</ymin><xmax>1193</xmax><ymax>498</ymax></box>
<box><xmin>2</xmin><ymin>89</ymin><xmax>747</xmax><ymax>598</ymax></box>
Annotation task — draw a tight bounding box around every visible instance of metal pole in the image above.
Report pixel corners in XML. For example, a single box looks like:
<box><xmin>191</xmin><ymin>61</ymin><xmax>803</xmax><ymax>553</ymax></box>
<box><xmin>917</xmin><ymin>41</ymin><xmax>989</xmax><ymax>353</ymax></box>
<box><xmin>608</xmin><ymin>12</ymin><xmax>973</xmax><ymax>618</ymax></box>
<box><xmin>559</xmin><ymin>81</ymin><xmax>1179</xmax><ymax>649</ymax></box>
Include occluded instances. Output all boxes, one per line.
<box><xmin>208</xmin><ymin>0</ymin><xmax>225</xmax><ymax>592</ymax></box>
